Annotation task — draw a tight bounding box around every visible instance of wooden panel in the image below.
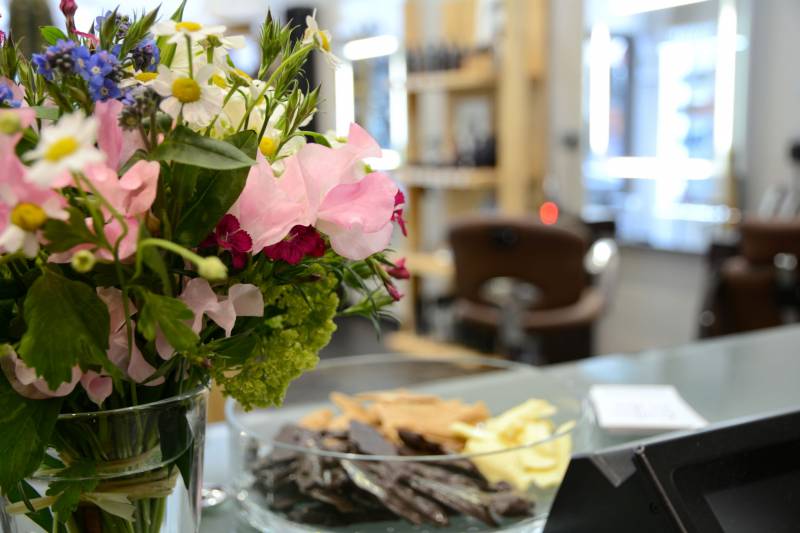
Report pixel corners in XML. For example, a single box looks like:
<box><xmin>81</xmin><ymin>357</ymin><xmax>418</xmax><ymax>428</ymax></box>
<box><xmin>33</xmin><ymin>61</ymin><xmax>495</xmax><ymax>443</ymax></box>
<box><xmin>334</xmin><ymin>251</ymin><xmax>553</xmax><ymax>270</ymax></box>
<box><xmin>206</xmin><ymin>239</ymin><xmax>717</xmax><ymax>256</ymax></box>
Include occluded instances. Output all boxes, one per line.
<box><xmin>406</xmin><ymin>68</ymin><xmax>496</xmax><ymax>93</ymax></box>
<box><xmin>401</xmin><ymin>166</ymin><xmax>497</xmax><ymax>189</ymax></box>
<box><xmin>527</xmin><ymin>0</ymin><xmax>549</xmax><ymax>79</ymax></box>
<box><xmin>404</xmin><ymin>0</ymin><xmax>424</xmax><ymax>48</ymax></box>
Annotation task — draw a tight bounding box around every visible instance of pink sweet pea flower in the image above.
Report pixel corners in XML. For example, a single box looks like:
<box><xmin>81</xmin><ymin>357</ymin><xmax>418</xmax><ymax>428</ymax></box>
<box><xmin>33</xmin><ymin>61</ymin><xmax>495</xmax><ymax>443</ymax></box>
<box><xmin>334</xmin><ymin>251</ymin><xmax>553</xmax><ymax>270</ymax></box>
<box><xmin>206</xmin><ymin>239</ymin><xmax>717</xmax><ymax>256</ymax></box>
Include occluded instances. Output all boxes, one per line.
<box><xmin>0</xmin><ymin>347</ymin><xmax>81</xmax><ymax>399</ymax></box>
<box><xmin>314</xmin><ymin>171</ymin><xmax>398</xmax><ymax>260</ymax></box>
<box><xmin>156</xmin><ymin>279</ymin><xmax>264</xmax><ymax>360</ymax></box>
<box><xmin>86</xmin><ymin>160</ymin><xmax>159</xmax><ymax>217</ymax></box>
<box><xmin>98</xmin><ymin>287</ymin><xmax>162</xmax><ymax>386</ymax></box>
<box><xmin>263</xmin><ymin>225</ymin><xmax>325</xmax><ymax>264</ymax></box>
<box><xmin>50</xmin><ymin>161</ymin><xmax>159</xmax><ymax>263</ymax></box>
<box><xmin>229</xmin><ymin>153</ymin><xmax>310</xmax><ymax>251</ymax></box>
<box><xmin>80</xmin><ymin>370</ymin><xmax>113</xmax><ymax>406</ymax></box>
<box><xmin>95</xmin><ymin>100</ymin><xmax>146</xmax><ymax>171</ymax></box>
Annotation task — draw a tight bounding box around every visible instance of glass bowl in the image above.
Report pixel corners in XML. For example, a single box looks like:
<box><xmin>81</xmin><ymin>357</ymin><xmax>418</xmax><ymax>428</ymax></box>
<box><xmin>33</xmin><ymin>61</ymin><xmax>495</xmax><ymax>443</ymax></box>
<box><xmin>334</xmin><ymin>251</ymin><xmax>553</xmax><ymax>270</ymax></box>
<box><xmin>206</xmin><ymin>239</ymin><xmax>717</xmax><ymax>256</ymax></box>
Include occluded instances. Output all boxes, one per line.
<box><xmin>226</xmin><ymin>355</ymin><xmax>594</xmax><ymax>533</ymax></box>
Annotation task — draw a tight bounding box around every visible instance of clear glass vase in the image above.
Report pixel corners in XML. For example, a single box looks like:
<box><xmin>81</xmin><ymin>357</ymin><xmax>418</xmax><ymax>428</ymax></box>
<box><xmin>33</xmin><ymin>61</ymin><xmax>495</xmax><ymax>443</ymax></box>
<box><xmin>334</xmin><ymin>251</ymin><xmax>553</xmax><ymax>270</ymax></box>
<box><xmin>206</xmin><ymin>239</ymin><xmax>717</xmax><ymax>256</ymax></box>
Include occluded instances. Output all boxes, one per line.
<box><xmin>3</xmin><ymin>387</ymin><xmax>208</xmax><ymax>533</ymax></box>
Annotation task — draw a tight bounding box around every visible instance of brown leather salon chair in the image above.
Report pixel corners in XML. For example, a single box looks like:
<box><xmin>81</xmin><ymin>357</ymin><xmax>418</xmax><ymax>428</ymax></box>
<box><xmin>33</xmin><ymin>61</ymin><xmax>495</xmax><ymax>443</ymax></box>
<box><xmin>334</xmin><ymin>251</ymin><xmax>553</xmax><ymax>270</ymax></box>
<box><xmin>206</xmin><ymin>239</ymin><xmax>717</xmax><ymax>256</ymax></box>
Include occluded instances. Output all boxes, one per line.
<box><xmin>708</xmin><ymin>219</ymin><xmax>800</xmax><ymax>335</ymax></box>
<box><xmin>448</xmin><ymin>216</ymin><xmax>608</xmax><ymax>364</ymax></box>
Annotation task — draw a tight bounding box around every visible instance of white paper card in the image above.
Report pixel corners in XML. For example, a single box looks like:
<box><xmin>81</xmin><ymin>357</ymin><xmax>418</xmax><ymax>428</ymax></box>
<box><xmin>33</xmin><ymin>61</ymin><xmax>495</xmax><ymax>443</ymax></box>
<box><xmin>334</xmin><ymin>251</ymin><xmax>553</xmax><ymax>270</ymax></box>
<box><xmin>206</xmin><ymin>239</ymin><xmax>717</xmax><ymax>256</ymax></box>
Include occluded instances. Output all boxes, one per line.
<box><xmin>589</xmin><ymin>384</ymin><xmax>708</xmax><ymax>435</ymax></box>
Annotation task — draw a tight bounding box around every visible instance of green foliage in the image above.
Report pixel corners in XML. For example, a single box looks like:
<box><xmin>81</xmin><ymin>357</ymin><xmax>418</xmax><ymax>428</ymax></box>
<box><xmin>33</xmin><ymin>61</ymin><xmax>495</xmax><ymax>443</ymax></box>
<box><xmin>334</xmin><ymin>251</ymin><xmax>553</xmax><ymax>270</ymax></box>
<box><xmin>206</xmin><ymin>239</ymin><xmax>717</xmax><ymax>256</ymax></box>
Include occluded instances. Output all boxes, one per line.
<box><xmin>172</xmin><ymin>130</ymin><xmax>257</xmax><ymax>246</ymax></box>
<box><xmin>42</xmin><ymin>208</ymin><xmax>99</xmax><ymax>253</ymax></box>
<box><xmin>39</xmin><ymin>26</ymin><xmax>68</xmax><ymax>46</ymax></box>
<box><xmin>0</xmin><ymin>368</ymin><xmax>63</xmax><ymax>492</ymax></box>
<box><xmin>137</xmin><ymin>291</ymin><xmax>198</xmax><ymax>353</ymax></box>
<box><xmin>213</xmin><ymin>266</ymin><xmax>339</xmax><ymax>410</ymax></box>
<box><xmin>150</xmin><ymin>126</ymin><xmax>255</xmax><ymax>171</ymax></box>
<box><xmin>7</xmin><ymin>480</ymin><xmax>53</xmax><ymax>531</ymax></box>
<box><xmin>18</xmin><ymin>270</ymin><xmax>111</xmax><ymax>389</ymax></box>
<box><xmin>45</xmin><ymin>461</ymin><xmax>98</xmax><ymax>519</ymax></box>
<box><xmin>257</xmin><ymin>11</ymin><xmax>294</xmax><ymax>80</ymax></box>
<box><xmin>119</xmin><ymin>7</ymin><xmax>160</xmax><ymax>58</ymax></box>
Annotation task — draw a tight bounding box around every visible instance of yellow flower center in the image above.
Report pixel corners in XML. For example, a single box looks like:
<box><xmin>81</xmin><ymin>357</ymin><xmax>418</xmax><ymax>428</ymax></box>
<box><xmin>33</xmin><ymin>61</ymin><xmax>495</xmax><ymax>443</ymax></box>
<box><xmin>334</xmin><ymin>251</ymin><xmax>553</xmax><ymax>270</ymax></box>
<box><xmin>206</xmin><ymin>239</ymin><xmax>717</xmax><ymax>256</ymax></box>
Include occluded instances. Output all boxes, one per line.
<box><xmin>233</xmin><ymin>68</ymin><xmax>252</xmax><ymax>82</ymax></box>
<box><xmin>135</xmin><ymin>72</ymin><xmax>158</xmax><ymax>83</ymax></box>
<box><xmin>176</xmin><ymin>21</ymin><xmax>203</xmax><ymax>32</ymax></box>
<box><xmin>259</xmin><ymin>136</ymin><xmax>278</xmax><ymax>158</ymax></box>
<box><xmin>44</xmin><ymin>137</ymin><xmax>79</xmax><ymax>162</ymax></box>
<box><xmin>319</xmin><ymin>31</ymin><xmax>331</xmax><ymax>53</ymax></box>
<box><xmin>172</xmin><ymin>78</ymin><xmax>201</xmax><ymax>103</ymax></box>
<box><xmin>211</xmin><ymin>74</ymin><xmax>228</xmax><ymax>89</ymax></box>
<box><xmin>10</xmin><ymin>203</ymin><xmax>47</xmax><ymax>232</ymax></box>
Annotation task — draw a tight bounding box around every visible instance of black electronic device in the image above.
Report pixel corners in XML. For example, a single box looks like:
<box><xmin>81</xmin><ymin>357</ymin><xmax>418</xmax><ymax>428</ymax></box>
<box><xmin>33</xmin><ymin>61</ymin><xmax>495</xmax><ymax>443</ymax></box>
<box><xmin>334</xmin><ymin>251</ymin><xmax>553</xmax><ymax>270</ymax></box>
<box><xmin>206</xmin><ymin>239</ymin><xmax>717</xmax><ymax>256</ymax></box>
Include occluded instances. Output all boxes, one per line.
<box><xmin>543</xmin><ymin>408</ymin><xmax>800</xmax><ymax>533</ymax></box>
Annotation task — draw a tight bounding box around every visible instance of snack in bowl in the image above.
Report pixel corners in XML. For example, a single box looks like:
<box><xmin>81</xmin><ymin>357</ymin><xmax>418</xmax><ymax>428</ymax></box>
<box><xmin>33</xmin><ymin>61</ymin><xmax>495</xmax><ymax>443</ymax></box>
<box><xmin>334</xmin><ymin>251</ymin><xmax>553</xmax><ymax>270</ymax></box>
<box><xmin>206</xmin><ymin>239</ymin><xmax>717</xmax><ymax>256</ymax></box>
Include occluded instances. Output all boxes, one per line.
<box><xmin>249</xmin><ymin>389</ymin><xmax>575</xmax><ymax>528</ymax></box>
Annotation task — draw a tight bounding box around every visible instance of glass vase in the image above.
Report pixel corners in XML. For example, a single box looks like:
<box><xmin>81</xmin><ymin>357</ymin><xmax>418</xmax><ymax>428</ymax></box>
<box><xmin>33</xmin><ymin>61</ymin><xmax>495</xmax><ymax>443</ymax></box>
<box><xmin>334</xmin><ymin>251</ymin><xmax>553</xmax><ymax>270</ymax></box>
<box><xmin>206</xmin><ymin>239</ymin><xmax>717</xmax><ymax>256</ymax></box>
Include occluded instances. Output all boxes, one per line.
<box><xmin>4</xmin><ymin>387</ymin><xmax>208</xmax><ymax>533</ymax></box>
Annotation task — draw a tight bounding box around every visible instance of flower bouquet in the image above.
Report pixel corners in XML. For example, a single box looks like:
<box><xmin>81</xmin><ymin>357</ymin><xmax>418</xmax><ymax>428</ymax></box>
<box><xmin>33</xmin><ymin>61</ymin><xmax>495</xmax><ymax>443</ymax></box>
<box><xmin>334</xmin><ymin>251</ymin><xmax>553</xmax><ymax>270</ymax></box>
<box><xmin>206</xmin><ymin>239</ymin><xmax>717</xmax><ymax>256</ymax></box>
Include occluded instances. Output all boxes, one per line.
<box><xmin>0</xmin><ymin>2</ymin><xmax>406</xmax><ymax>531</ymax></box>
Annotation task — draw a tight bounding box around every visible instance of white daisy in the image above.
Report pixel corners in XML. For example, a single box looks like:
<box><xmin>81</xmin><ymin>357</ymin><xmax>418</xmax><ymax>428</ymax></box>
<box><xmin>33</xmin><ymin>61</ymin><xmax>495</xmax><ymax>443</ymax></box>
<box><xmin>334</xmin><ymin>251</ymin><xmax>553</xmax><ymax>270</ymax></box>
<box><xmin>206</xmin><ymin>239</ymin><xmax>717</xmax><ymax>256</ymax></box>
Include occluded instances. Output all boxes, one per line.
<box><xmin>0</xmin><ymin>184</ymin><xmax>67</xmax><ymax>258</ymax></box>
<box><xmin>120</xmin><ymin>70</ymin><xmax>159</xmax><ymax>89</ymax></box>
<box><xmin>152</xmin><ymin>64</ymin><xmax>224</xmax><ymax>128</ymax></box>
<box><xmin>152</xmin><ymin>20</ymin><xmax>227</xmax><ymax>45</ymax></box>
<box><xmin>302</xmin><ymin>10</ymin><xmax>339</xmax><ymax>66</ymax></box>
<box><xmin>23</xmin><ymin>112</ymin><xmax>105</xmax><ymax>187</ymax></box>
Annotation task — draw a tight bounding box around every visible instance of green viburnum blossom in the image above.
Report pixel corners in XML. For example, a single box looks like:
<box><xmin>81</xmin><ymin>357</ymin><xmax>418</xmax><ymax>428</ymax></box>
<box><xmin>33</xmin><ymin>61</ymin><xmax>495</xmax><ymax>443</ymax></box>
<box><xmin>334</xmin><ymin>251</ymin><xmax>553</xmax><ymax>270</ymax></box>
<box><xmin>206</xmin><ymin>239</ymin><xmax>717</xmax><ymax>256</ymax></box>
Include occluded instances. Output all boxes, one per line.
<box><xmin>215</xmin><ymin>265</ymin><xmax>339</xmax><ymax>410</ymax></box>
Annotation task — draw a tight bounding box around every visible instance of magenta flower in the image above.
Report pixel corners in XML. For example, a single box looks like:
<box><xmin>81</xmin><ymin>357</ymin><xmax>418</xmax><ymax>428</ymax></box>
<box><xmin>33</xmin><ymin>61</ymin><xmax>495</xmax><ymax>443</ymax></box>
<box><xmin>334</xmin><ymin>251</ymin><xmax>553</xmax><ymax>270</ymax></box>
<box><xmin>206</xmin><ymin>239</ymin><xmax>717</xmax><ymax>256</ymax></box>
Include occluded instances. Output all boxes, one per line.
<box><xmin>201</xmin><ymin>214</ymin><xmax>253</xmax><ymax>270</ymax></box>
<box><xmin>392</xmin><ymin>190</ymin><xmax>407</xmax><ymax>237</ymax></box>
<box><xmin>263</xmin><ymin>225</ymin><xmax>326</xmax><ymax>265</ymax></box>
<box><xmin>385</xmin><ymin>281</ymin><xmax>403</xmax><ymax>302</ymax></box>
<box><xmin>60</xmin><ymin>0</ymin><xmax>78</xmax><ymax>17</ymax></box>
<box><xmin>386</xmin><ymin>257</ymin><xmax>410</xmax><ymax>280</ymax></box>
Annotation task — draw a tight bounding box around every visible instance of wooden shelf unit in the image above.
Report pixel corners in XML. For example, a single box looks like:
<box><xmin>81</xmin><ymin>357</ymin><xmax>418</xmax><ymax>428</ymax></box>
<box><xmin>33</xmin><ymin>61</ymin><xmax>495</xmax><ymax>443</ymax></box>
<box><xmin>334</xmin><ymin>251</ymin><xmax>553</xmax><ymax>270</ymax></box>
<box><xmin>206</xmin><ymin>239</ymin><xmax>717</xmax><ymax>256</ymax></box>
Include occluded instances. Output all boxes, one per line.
<box><xmin>405</xmin><ymin>68</ymin><xmax>496</xmax><ymax>93</ymax></box>
<box><xmin>400</xmin><ymin>166</ymin><xmax>497</xmax><ymax>190</ymax></box>
<box><xmin>397</xmin><ymin>0</ymin><xmax>550</xmax><ymax>356</ymax></box>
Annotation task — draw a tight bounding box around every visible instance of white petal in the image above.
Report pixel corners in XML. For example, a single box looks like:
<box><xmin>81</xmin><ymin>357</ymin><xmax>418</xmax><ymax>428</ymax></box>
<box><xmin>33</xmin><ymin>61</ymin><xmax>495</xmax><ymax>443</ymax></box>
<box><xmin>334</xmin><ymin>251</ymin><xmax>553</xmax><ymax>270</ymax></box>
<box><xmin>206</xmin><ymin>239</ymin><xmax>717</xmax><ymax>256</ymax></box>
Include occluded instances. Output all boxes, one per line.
<box><xmin>152</xmin><ymin>21</ymin><xmax>177</xmax><ymax>36</ymax></box>
<box><xmin>0</xmin><ymin>225</ymin><xmax>23</xmax><ymax>253</ymax></box>
<box><xmin>22</xmin><ymin>233</ymin><xmax>40</xmax><ymax>258</ymax></box>
<box><xmin>195</xmin><ymin>64</ymin><xmax>217</xmax><ymax>85</ymax></box>
<box><xmin>160</xmin><ymin>98</ymin><xmax>183</xmax><ymax>119</ymax></box>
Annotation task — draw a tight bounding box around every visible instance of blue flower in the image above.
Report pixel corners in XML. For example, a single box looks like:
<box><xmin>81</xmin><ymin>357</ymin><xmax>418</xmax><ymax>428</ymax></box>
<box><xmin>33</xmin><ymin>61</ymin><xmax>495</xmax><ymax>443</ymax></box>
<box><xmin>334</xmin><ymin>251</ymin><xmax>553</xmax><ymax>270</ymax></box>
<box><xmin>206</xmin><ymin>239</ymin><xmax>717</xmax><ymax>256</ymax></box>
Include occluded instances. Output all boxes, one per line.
<box><xmin>31</xmin><ymin>39</ymin><xmax>80</xmax><ymax>81</ymax></box>
<box><xmin>131</xmin><ymin>38</ymin><xmax>160</xmax><ymax>72</ymax></box>
<box><xmin>86</xmin><ymin>50</ymin><xmax>117</xmax><ymax>81</ymax></box>
<box><xmin>95</xmin><ymin>11</ymin><xmax>132</xmax><ymax>39</ymax></box>
<box><xmin>89</xmin><ymin>76</ymin><xmax>121</xmax><ymax>102</ymax></box>
<box><xmin>0</xmin><ymin>83</ymin><xmax>21</xmax><ymax>108</ymax></box>
<box><xmin>71</xmin><ymin>45</ymin><xmax>92</xmax><ymax>78</ymax></box>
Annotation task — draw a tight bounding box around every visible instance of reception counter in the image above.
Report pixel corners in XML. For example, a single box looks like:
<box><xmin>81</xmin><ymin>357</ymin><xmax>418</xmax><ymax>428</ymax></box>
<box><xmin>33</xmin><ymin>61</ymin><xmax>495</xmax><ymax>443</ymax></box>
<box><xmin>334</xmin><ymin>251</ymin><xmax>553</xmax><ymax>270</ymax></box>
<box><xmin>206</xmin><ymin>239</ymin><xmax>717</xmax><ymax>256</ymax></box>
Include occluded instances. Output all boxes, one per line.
<box><xmin>201</xmin><ymin>325</ymin><xmax>800</xmax><ymax>532</ymax></box>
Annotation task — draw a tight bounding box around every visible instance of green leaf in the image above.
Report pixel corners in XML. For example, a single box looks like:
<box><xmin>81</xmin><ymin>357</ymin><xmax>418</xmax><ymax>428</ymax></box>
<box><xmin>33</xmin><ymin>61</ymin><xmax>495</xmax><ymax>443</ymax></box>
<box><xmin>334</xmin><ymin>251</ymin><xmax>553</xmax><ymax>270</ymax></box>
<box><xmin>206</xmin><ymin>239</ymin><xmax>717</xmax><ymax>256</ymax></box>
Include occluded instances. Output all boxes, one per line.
<box><xmin>42</xmin><ymin>208</ymin><xmax>99</xmax><ymax>253</ymax></box>
<box><xmin>32</xmin><ymin>106</ymin><xmax>59</xmax><ymax>122</ymax></box>
<box><xmin>7</xmin><ymin>480</ymin><xmax>54</xmax><ymax>531</ymax></box>
<box><xmin>140</xmin><ymin>246</ymin><xmax>173</xmax><ymax>295</ymax></box>
<box><xmin>158</xmin><ymin>404</ymin><xmax>194</xmax><ymax>490</ymax></box>
<box><xmin>40</xmin><ymin>26</ymin><xmax>68</xmax><ymax>46</ymax></box>
<box><xmin>150</xmin><ymin>126</ymin><xmax>255</xmax><ymax>170</ymax></box>
<box><xmin>137</xmin><ymin>292</ymin><xmax>198</xmax><ymax>353</ymax></box>
<box><xmin>119</xmin><ymin>7</ymin><xmax>160</xmax><ymax>58</ymax></box>
<box><xmin>210</xmin><ymin>334</ymin><xmax>259</xmax><ymax>366</ymax></box>
<box><xmin>172</xmin><ymin>130</ymin><xmax>258</xmax><ymax>246</ymax></box>
<box><xmin>170</xmin><ymin>0</ymin><xmax>189</xmax><ymax>22</ymax></box>
<box><xmin>46</xmin><ymin>461</ymin><xmax>98</xmax><ymax>519</ymax></box>
<box><xmin>169</xmin><ymin>163</ymin><xmax>200</xmax><ymax>223</ymax></box>
<box><xmin>18</xmin><ymin>271</ymin><xmax>111</xmax><ymax>389</ymax></box>
<box><xmin>0</xmin><ymin>368</ymin><xmax>63</xmax><ymax>492</ymax></box>
<box><xmin>299</xmin><ymin>130</ymin><xmax>332</xmax><ymax>148</ymax></box>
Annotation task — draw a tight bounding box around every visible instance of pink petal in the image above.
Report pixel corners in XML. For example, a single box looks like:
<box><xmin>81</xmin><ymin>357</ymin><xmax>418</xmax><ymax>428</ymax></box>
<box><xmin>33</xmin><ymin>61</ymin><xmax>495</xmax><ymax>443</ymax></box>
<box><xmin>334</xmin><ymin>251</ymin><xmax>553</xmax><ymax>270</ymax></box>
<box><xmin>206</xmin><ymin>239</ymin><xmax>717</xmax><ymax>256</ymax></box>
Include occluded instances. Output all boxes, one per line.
<box><xmin>319</xmin><ymin>220</ymin><xmax>394</xmax><ymax>260</ymax></box>
<box><xmin>205</xmin><ymin>299</ymin><xmax>236</xmax><ymax>337</ymax></box>
<box><xmin>0</xmin><ymin>347</ymin><xmax>80</xmax><ymax>398</ymax></box>
<box><xmin>179</xmin><ymin>278</ymin><xmax>217</xmax><ymax>333</ymax></box>
<box><xmin>128</xmin><ymin>341</ymin><xmax>162</xmax><ymax>385</ymax></box>
<box><xmin>95</xmin><ymin>100</ymin><xmax>124</xmax><ymax>171</ymax></box>
<box><xmin>118</xmin><ymin>160</ymin><xmax>159</xmax><ymax>215</ymax></box>
<box><xmin>228</xmin><ymin>284</ymin><xmax>264</xmax><ymax>317</ymax></box>
<box><xmin>346</xmin><ymin>123</ymin><xmax>383</xmax><ymax>161</ymax></box>
<box><xmin>229</xmin><ymin>154</ymin><xmax>307</xmax><ymax>249</ymax></box>
<box><xmin>156</xmin><ymin>331</ymin><xmax>175</xmax><ymax>360</ymax></box>
<box><xmin>317</xmin><ymin>172</ymin><xmax>398</xmax><ymax>234</ymax></box>
<box><xmin>98</xmin><ymin>217</ymin><xmax>140</xmax><ymax>261</ymax></box>
<box><xmin>97</xmin><ymin>286</ymin><xmax>137</xmax><ymax>332</ymax></box>
<box><xmin>86</xmin><ymin>164</ymin><xmax>127</xmax><ymax>215</ymax></box>
<box><xmin>80</xmin><ymin>371</ymin><xmax>113</xmax><ymax>406</ymax></box>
